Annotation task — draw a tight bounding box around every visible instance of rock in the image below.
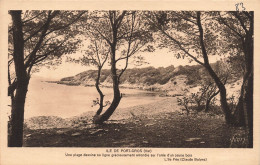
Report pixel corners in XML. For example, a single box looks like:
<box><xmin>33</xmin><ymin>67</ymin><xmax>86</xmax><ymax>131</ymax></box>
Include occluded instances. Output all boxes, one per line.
<box><xmin>85</xmin><ymin>124</ymin><xmax>98</xmax><ymax>129</ymax></box>
<box><xmin>56</xmin><ymin>130</ymin><xmax>65</xmax><ymax>134</ymax></box>
<box><xmin>185</xmin><ymin>137</ymin><xmax>201</xmax><ymax>142</ymax></box>
<box><xmin>145</xmin><ymin>124</ymin><xmax>154</xmax><ymax>127</ymax></box>
<box><xmin>25</xmin><ymin>134</ymin><xmax>31</xmax><ymax>137</ymax></box>
<box><xmin>142</xmin><ymin>140</ymin><xmax>149</xmax><ymax>144</ymax></box>
<box><xmin>89</xmin><ymin>129</ymin><xmax>103</xmax><ymax>135</ymax></box>
<box><xmin>71</xmin><ymin>132</ymin><xmax>81</xmax><ymax>136</ymax></box>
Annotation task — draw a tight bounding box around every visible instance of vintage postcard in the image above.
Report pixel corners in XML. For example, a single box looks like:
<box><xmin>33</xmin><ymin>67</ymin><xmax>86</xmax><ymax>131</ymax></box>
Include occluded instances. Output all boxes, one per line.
<box><xmin>0</xmin><ymin>0</ymin><xmax>259</xmax><ymax>164</ymax></box>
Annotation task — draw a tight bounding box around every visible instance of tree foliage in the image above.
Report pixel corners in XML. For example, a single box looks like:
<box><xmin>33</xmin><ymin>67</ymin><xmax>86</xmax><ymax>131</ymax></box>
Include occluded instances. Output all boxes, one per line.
<box><xmin>8</xmin><ymin>10</ymin><xmax>87</xmax><ymax>97</ymax></box>
<box><xmin>8</xmin><ymin>10</ymin><xmax>87</xmax><ymax>147</ymax></box>
<box><xmin>82</xmin><ymin>11</ymin><xmax>153</xmax><ymax>123</ymax></box>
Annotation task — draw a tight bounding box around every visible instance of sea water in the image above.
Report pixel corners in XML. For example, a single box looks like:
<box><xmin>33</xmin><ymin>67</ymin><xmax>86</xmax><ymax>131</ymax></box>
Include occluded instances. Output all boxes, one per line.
<box><xmin>24</xmin><ymin>77</ymin><xmax>163</xmax><ymax>119</ymax></box>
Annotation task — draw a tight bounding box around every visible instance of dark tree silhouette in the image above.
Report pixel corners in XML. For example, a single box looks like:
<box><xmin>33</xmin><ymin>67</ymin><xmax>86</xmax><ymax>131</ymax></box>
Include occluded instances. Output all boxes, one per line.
<box><xmin>146</xmin><ymin>11</ymin><xmax>253</xmax><ymax>147</ymax></box>
<box><xmin>217</xmin><ymin>11</ymin><xmax>254</xmax><ymax>147</ymax></box>
<box><xmin>8</xmin><ymin>10</ymin><xmax>86</xmax><ymax>147</ymax></box>
<box><xmin>145</xmin><ymin>11</ymin><xmax>233</xmax><ymax>124</ymax></box>
<box><xmin>68</xmin><ymin>37</ymin><xmax>110</xmax><ymax>119</ymax></box>
<box><xmin>85</xmin><ymin>11</ymin><xmax>152</xmax><ymax>124</ymax></box>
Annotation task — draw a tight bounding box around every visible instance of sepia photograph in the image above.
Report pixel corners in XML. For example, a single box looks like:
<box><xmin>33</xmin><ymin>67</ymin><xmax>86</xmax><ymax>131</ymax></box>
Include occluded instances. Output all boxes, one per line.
<box><xmin>6</xmin><ymin>10</ymin><xmax>253</xmax><ymax>148</ymax></box>
<box><xmin>0</xmin><ymin>1</ymin><xmax>259</xmax><ymax>164</ymax></box>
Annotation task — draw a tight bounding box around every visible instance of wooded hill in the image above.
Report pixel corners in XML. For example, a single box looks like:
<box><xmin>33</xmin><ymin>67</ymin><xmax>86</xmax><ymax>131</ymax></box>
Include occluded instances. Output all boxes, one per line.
<box><xmin>60</xmin><ymin>61</ymin><xmax>241</xmax><ymax>88</ymax></box>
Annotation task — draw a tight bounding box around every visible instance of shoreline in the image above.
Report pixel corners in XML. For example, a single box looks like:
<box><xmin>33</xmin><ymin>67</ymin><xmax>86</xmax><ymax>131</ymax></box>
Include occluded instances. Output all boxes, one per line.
<box><xmin>45</xmin><ymin>80</ymin><xmax>184</xmax><ymax>97</ymax></box>
<box><xmin>23</xmin><ymin>96</ymin><xmax>236</xmax><ymax>148</ymax></box>
<box><xmin>24</xmin><ymin>97</ymin><xmax>178</xmax><ymax>130</ymax></box>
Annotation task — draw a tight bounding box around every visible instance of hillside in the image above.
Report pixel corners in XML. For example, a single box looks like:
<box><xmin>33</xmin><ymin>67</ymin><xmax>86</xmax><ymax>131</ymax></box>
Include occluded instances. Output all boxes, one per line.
<box><xmin>61</xmin><ymin>65</ymin><xmax>203</xmax><ymax>86</ymax></box>
<box><xmin>57</xmin><ymin>65</ymin><xmax>190</xmax><ymax>95</ymax></box>
<box><xmin>58</xmin><ymin>62</ymin><xmax>241</xmax><ymax>97</ymax></box>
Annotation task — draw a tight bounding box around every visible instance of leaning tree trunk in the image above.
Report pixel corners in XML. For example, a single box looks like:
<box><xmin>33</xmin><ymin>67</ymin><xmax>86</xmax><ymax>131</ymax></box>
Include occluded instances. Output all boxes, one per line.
<box><xmin>203</xmin><ymin>66</ymin><xmax>233</xmax><ymax>124</ymax></box>
<box><xmin>93</xmin><ymin>46</ymin><xmax>122</xmax><ymax>124</ymax></box>
<box><xmin>205</xmin><ymin>56</ymin><xmax>233</xmax><ymax>122</ymax></box>
<box><xmin>96</xmin><ymin>84</ymin><xmax>121</xmax><ymax>123</ymax></box>
<box><xmin>196</xmin><ymin>12</ymin><xmax>233</xmax><ymax>124</ymax></box>
<box><xmin>208</xmin><ymin>66</ymin><xmax>233</xmax><ymax>124</ymax></box>
<box><xmin>205</xmin><ymin>90</ymin><xmax>219</xmax><ymax>112</ymax></box>
<box><xmin>94</xmin><ymin>66</ymin><xmax>105</xmax><ymax>116</ymax></box>
<box><xmin>93</xmin><ymin>69</ymin><xmax>122</xmax><ymax>124</ymax></box>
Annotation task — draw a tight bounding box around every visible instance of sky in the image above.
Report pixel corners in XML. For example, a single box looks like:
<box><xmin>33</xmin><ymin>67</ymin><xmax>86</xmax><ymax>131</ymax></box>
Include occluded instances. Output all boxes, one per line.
<box><xmin>33</xmin><ymin>48</ymin><xmax>222</xmax><ymax>80</ymax></box>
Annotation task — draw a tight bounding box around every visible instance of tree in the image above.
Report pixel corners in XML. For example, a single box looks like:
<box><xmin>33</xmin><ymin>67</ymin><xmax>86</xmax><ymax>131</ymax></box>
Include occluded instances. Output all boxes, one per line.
<box><xmin>68</xmin><ymin>36</ymin><xmax>110</xmax><ymax>118</ymax></box>
<box><xmin>145</xmin><ymin>11</ymin><xmax>234</xmax><ymax>124</ymax></box>
<box><xmin>202</xmin><ymin>61</ymin><xmax>230</xmax><ymax>112</ymax></box>
<box><xmin>146</xmin><ymin>11</ymin><xmax>253</xmax><ymax>147</ymax></box>
<box><xmin>177</xmin><ymin>96</ymin><xmax>193</xmax><ymax>115</ymax></box>
<box><xmin>217</xmin><ymin>11</ymin><xmax>253</xmax><ymax>147</ymax></box>
<box><xmin>8</xmin><ymin>10</ymin><xmax>87</xmax><ymax>147</ymax></box>
<box><xmin>178</xmin><ymin>62</ymin><xmax>229</xmax><ymax>114</ymax></box>
<box><xmin>189</xmin><ymin>81</ymin><xmax>219</xmax><ymax>113</ymax></box>
<box><xmin>85</xmin><ymin>11</ymin><xmax>152</xmax><ymax>124</ymax></box>
<box><xmin>86</xmin><ymin>39</ymin><xmax>110</xmax><ymax>117</ymax></box>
